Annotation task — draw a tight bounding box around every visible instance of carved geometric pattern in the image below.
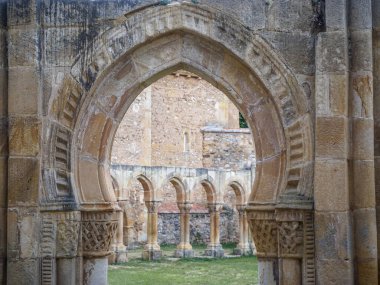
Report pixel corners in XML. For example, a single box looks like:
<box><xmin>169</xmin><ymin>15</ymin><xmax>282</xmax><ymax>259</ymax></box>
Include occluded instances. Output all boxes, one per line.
<box><xmin>278</xmin><ymin>221</ymin><xmax>303</xmax><ymax>256</ymax></box>
<box><xmin>81</xmin><ymin>212</ymin><xmax>118</xmax><ymax>256</ymax></box>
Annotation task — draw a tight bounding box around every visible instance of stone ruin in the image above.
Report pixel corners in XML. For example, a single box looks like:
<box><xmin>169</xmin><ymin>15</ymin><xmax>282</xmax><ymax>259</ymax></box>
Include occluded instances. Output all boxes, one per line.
<box><xmin>0</xmin><ymin>0</ymin><xmax>379</xmax><ymax>284</ymax></box>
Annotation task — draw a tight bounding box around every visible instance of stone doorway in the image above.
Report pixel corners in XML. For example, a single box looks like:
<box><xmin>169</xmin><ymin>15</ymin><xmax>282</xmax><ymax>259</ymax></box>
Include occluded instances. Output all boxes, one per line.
<box><xmin>39</xmin><ymin>3</ymin><xmax>313</xmax><ymax>284</ymax></box>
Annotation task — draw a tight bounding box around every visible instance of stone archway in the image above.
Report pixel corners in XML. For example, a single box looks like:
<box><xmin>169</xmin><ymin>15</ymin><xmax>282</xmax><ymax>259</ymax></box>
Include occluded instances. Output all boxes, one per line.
<box><xmin>42</xmin><ymin>3</ymin><xmax>313</xmax><ymax>284</ymax></box>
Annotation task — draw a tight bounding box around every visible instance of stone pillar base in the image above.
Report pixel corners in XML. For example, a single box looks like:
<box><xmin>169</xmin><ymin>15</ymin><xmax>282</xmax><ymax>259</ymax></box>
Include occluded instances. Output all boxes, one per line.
<box><xmin>204</xmin><ymin>245</ymin><xmax>224</xmax><ymax>258</ymax></box>
<box><xmin>175</xmin><ymin>249</ymin><xmax>194</xmax><ymax>258</ymax></box>
<box><xmin>233</xmin><ymin>247</ymin><xmax>252</xmax><ymax>256</ymax></box>
<box><xmin>115</xmin><ymin>250</ymin><xmax>128</xmax><ymax>263</ymax></box>
<box><xmin>142</xmin><ymin>250</ymin><xmax>162</xmax><ymax>261</ymax></box>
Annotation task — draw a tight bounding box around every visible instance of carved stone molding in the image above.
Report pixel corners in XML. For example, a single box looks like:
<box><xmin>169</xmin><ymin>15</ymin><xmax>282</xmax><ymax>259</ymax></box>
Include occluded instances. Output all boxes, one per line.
<box><xmin>81</xmin><ymin>211</ymin><xmax>118</xmax><ymax>257</ymax></box>
<box><xmin>247</xmin><ymin>211</ymin><xmax>277</xmax><ymax>257</ymax></box>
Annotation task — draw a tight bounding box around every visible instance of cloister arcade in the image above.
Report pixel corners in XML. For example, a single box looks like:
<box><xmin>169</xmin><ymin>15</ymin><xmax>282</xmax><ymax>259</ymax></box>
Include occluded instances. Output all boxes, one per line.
<box><xmin>110</xmin><ymin>165</ymin><xmax>254</xmax><ymax>260</ymax></box>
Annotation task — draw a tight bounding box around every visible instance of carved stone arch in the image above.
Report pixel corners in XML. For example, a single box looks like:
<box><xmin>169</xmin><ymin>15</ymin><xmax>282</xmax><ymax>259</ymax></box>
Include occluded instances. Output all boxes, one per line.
<box><xmin>43</xmin><ymin>3</ymin><xmax>313</xmax><ymax>215</ymax></box>
<box><xmin>41</xmin><ymin>7</ymin><xmax>316</xmax><ymax>277</ymax></box>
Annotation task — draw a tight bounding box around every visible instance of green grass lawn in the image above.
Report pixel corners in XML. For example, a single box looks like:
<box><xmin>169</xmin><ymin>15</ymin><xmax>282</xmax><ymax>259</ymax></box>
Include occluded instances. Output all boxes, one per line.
<box><xmin>108</xmin><ymin>244</ymin><xmax>258</xmax><ymax>285</ymax></box>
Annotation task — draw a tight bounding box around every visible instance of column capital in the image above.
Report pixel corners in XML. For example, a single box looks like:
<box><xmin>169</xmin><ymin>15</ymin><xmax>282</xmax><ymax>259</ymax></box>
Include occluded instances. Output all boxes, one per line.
<box><xmin>177</xmin><ymin>202</ymin><xmax>193</xmax><ymax>213</ymax></box>
<box><xmin>207</xmin><ymin>203</ymin><xmax>223</xmax><ymax>213</ymax></box>
<box><xmin>145</xmin><ymin>200</ymin><xmax>161</xmax><ymax>213</ymax></box>
<box><xmin>81</xmin><ymin>211</ymin><xmax>118</xmax><ymax>258</ymax></box>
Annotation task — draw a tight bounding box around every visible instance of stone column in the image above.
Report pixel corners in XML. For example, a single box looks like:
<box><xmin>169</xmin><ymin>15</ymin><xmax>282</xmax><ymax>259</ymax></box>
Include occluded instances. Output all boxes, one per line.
<box><xmin>248</xmin><ymin>210</ymin><xmax>278</xmax><ymax>285</ymax></box>
<box><xmin>204</xmin><ymin>203</ymin><xmax>224</xmax><ymax>257</ymax></box>
<box><xmin>114</xmin><ymin>201</ymin><xmax>128</xmax><ymax>263</ymax></box>
<box><xmin>175</xmin><ymin>202</ymin><xmax>194</xmax><ymax>258</ymax></box>
<box><xmin>314</xmin><ymin>1</ymin><xmax>354</xmax><ymax>283</ymax></box>
<box><xmin>233</xmin><ymin>205</ymin><xmax>251</xmax><ymax>256</ymax></box>
<box><xmin>81</xmin><ymin>211</ymin><xmax>118</xmax><ymax>285</ymax></box>
<box><xmin>142</xmin><ymin>201</ymin><xmax>162</xmax><ymax>260</ymax></box>
<box><xmin>349</xmin><ymin>1</ymin><xmax>378</xmax><ymax>283</ymax></box>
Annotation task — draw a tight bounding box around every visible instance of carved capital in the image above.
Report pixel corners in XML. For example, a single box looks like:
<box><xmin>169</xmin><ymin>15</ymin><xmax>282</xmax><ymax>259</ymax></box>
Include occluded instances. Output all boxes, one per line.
<box><xmin>247</xmin><ymin>210</ymin><xmax>277</xmax><ymax>257</ymax></box>
<box><xmin>56</xmin><ymin>213</ymin><xmax>80</xmax><ymax>257</ymax></box>
<box><xmin>278</xmin><ymin>221</ymin><xmax>303</xmax><ymax>257</ymax></box>
<box><xmin>145</xmin><ymin>201</ymin><xmax>161</xmax><ymax>213</ymax></box>
<box><xmin>177</xmin><ymin>202</ymin><xmax>192</xmax><ymax>213</ymax></box>
<box><xmin>276</xmin><ymin>209</ymin><xmax>304</xmax><ymax>258</ymax></box>
<box><xmin>81</xmin><ymin>211</ymin><xmax>118</xmax><ymax>257</ymax></box>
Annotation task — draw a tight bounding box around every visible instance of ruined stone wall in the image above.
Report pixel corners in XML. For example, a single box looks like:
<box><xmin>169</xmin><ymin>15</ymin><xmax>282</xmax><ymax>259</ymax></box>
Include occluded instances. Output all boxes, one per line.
<box><xmin>202</xmin><ymin>128</ymin><xmax>255</xmax><ymax>170</ymax></box>
<box><xmin>112</xmin><ymin>72</ymin><xmax>240</xmax><ymax>167</ymax></box>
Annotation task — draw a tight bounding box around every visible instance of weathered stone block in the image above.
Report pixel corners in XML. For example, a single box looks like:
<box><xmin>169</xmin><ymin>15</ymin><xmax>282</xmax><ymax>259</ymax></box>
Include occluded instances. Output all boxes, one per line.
<box><xmin>314</xmin><ymin>159</ymin><xmax>349</xmax><ymax>211</ymax></box>
<box><xmin>9</xmin><ymin>117</ymin><xmax>40</xmax><ymax>156</ymax></box>
<box><xmin>8</xmin><ymin>68</ymin><xmax>39</xmax><ymax>115</ymax></box>
<box><xmin>266</xmin><ymin>0</ymin><xmax>315</xmax><ymax>33</ymax></box>
<box><xmin>315</xmin><ymin>73</ymin><xmax>348</xmax><ymax>116</ymax></box>
<box><xmin>349</xmin><ymin>0</ymin><xmax>372</xmax><ymax>30</ymax></box>
<box><xmin>261</xmin><ymin>32</ymin><xmax>314</xmax><ymax>75</ymax></box>
<box><xmin>78</xmin><ymin>159</ymin><xmax>104</xmax><ymax>202</ymax></box>
<box><xmin>316</xmin><ymin>116</ymin><xmax>348</xmax><ymax>159</ymax></box>
<box><xmin>316</xmin><ymin>259</ymin><xmax>354</xmax><ymax>285</ymax></box>
<box><xmin>8</xmin><ymin>157</ymin><xmax>39</xmax><ymax>206</ymax></box>
<box><xmin>7</xmin><ymin>209</ymin><xmax>19</xmax><ymax>258</ymax></box>
<box><xmin>19</xmin><ymin>213</ymin><xmax>39</xmax><ymax>259</ymax></box>
<box><xmin>350</xmin><ymin>30</ymin><xmax>373</xmax><ymax>72</ymax></box>
<box><xmin>316</xmin><ymin>31</ymin><xmax>348</xmax><ymax>73</ymax></box>
<box><xmin>315</xmin><ymin>212</ymin><xmax>353</xmax><ymax>261</ymax></box>
<box><xmin>353</xmin><ymin>209</ymin><xmax>377</xmax><ymax>259</ymax></box>
<box><xmin>352</xmin><ymin>118</ymin><xmax>374</xmax><ymax>160</ymax></box>
<box><xmin>353</xmin><ymin>160</ymin><xmax>376</xmax><ymax>209</ymax></box>
<box><xmin>7</xmin><ymin>259</ymin><xmax>39</xmax><ymax>285</ymax></box>
<box><xmin>325</xmin><ymin>0</ymin><xmax>347</xmax><ymax>31</ymax></box>
<box><xmin>351</xmin><ymin>74</ymin><xmax>373</xmax><ymax>118</ymax></box>
<box><xmin>81</xmin><ymin>111</ymin><xmax>107</xmax><ymax>159</ymax></box>
<box><xmin>8</xmin><ymin>28</ymin><xmax>38</xmax><ymax>67</ymax></box>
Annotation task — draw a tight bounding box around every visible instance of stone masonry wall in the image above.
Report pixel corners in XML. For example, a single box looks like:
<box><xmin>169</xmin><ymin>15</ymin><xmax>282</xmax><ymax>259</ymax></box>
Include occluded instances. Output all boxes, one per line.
<box><xmin>202</xmin><ymin>128</ymin><xmax>255</xmax><ymax>170</ymax></box>
<box><xmin>112</xmin><ymin>71</ymin><xmax>240</xmax><ymax>167</ymax></box>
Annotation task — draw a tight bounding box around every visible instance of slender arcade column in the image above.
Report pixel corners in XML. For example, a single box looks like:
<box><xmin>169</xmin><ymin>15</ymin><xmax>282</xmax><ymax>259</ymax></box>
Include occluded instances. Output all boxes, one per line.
<box><xmin>205</xmin><ymin>203</ymin><xmax>224</xmax><ymax>257</ymax></box>
<box><xmin>142</xmin><ymin>201</ymin><xmax>162</xmax><ymax>260</ymax></box>
<box><xmin>175</xmin><ymin>203</ymin><xmax>194</xmax><ymax>258</ymax></box>
<box><xmin>115</xmin><ymin>202</ymin><xmax>128</xmax><ymax>263</ymax></box>
<box><xmin>234</xmin><ymin>205</ymin><xmax>251</xmax><ymax>256</ymax></box>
